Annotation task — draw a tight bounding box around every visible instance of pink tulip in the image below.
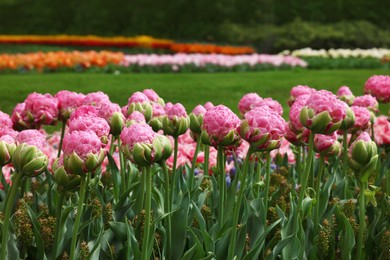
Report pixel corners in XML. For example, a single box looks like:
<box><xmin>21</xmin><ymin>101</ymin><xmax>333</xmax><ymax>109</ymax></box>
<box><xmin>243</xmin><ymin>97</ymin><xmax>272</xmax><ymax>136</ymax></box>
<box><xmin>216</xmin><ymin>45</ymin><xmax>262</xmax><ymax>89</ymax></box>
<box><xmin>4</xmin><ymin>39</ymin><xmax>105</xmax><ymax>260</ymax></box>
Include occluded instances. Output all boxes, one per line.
<box><xmin>352</xmin><ymin>95</ymin><xmax>379</xmax><ymax>113</ymax></box>
<box><xmin>69</xmin><ymin>105</ymin><xmax>99</xmax><ymax>121</ymax></box>
<box><xmin>337</xmin><ymin>86</ymin><xmax>355</xmax><ymax>105</ymax></box>
<box><xmin>23</xmin><ymin>92</ymin><xmax>59</xmax><ymax>127</ymax></box>
<box><xmin>374</xmin><ymin>116</ymin><xmax>390</xmax><ymax>146</ymax></box>
<box><xmin>314</xmin><ymin>132</ymin><xmax>341</xmax><ymax>157</ymax></box>
<box><xmin>238</xmin><ymin>93</ymin><xmax>262</xmax><ymax>115</ymax></box>
<box><xmin>364</xmin><ymin>75</ymin><xmax>390</xmax><ymax>103</ymax></box>
<box><xmin>288</xmin><ymin>85</ymin><xmax>316</xmax><ymax>106</ymax></box>
<box><xmin>300</xmin><ymin>90</ymin><xmax>347</xmax><ymax>134</ymax></box>
<box><xmin>62</xmin><ymin>130</ymin><xmax>105</xmax><ymax>174</ymax></box>
<box><xmin>239</xmin><ymin>106</ymin><xmax>286</xmax><ymax>151</ymax></box>
<box><xmin>350</xmin><ymin>106</ymin><xmax>371</xmax><ymax>133</ymax></box>
<box><xmin>68</xmin><ymin>115</ymin><xmax>110</xmax><ymax>142</ymax></box>
<box><xmin>258</xmin><ymin>97</ymin><xmax>283</xmax><ymax>116</ymax></box>
<box><xmin>16</xmin><ymin>129</ymin><xmax>46</xmax><ymax>149</ymax></box>
<box><xmin>202</xmin><ymin>105</ymin><xmax>241</xmax><ymax>148</ymax></box>
<box><xmin>55</xmin><ymin>90</ymin><xmax>85</xmax><ymax>120</ymax></box>
<box><xmin>0</xmin><ymin>111</ymin><xmax>12</xmax><ymax>128</ymax></box>
<box><xmin>83</xmin><ymin>91</ymin><xmax>110</xmax><ymax>108</ymax></box>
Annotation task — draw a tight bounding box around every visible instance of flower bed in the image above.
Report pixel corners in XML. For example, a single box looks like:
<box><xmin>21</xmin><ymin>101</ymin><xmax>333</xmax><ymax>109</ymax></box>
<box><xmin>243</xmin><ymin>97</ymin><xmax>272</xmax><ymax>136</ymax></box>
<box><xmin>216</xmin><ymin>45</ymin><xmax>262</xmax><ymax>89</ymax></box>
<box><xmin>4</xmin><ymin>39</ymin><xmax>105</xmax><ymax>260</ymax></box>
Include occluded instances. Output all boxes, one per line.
<box><xmin>0</xmin><ymin>51</ymin><xmax>307</xmax><ymax>73</ymax></box>
<box><xmin>281</xmin><ymin>48</ymin><xmax>390</xmax><ymax>69</ymax></box>
<box><xmin>0</xmin><ymin>34</ymin><xmax>255</xmax><ymax>55</ymax></box>
<box><xmin>0</xmin><ymin>75</ymin><xmax>389</xmax><ymax>259</ymax></box>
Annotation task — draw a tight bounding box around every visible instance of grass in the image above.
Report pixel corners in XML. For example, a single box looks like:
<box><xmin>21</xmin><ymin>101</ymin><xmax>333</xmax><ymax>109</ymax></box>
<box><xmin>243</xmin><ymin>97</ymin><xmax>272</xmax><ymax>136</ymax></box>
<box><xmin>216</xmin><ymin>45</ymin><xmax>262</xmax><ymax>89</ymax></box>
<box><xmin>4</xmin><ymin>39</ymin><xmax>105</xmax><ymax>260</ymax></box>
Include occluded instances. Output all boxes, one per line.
<box><xmin>0</xmin><ymin>69</ymin><xmax>389</xmax><ymax>117</ymax></box>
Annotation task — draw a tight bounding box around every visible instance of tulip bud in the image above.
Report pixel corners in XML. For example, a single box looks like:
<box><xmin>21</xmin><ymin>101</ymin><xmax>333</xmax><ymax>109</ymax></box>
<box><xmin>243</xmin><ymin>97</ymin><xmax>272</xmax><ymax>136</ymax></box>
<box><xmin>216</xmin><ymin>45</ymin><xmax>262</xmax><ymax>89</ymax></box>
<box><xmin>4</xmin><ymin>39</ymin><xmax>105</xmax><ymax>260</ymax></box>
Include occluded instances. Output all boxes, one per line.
<box><xmin>339</xmin><ymin>106</ymin><xmax>356</xmax><ymax>131</ymax></box>
<box><xmin>12</xmin><ymin>143</ymin><xmax>48</xmax><ymax>177</ymax></box>
<box><xmin>348</xmin><ymin>132</ymin><xmax>378</xmax><ymax>181</ymax></box>
<box><xmin>162</xmin><ymin>102</ymin><xmax>190</xmax><ymax>137</ymax></box>
<box><xmin>127</xmin><ymin>102</ymin><xmax>153</xmax><ymax>122</ymax></box>
<box><xmin>109</xmin><ymin>112</ymin><xmax>125</xmax><ymax>137</ymax></box>
<box><xmin>189</xmin><ymin>113</ymin><xmax>204</xmax><ymax>134</ymax></box>
<box><xmin>314</xmin><ymin>133</ymin><xmax>341</xmax><ymax>157</ymax></box>
<box><xmin>0</xmin><ymin>138</ymin><xmax>16</xmax><ymax>166</ymax></box>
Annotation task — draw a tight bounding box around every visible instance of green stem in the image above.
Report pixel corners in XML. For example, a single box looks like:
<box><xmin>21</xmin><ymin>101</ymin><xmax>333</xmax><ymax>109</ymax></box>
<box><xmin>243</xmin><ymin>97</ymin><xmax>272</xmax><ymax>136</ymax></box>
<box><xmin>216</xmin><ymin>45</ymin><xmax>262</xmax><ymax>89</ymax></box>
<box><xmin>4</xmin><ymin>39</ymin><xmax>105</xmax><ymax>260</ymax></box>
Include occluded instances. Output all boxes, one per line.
<box><xmin>297</xmin><ymin>132</ymin><xmax>315</xmax><ymax>219</ymax></box>
<box><xmin>109</xmin><ymin>135</ymin><xmax>116</xmax><ymax>155</ymax></box>
<box><xmin>204</xmin><ymin>145</ymin><xmax>210</xmax><ymax>175</ymax></box>
<box><xmin>227</xmin><ymin>149</ymin><xmax>253</xmax><ymax>260</ymax></box>
<box><xmin>356</xmin><ymin>181</ymin><xmax>366</xmax><ymax>260</ymax></box>
<box><xmin>172</xmin><ymin>137</ymin><xmax>179</xmax><ymax>177</ymax></box>
<box><xmin>314</xmin><ymin>156</ymin><xmax>325</xmax><ymax>236</ymax></box>
<box><xmin>57</xmin><ymin>120</ymin><xmax>67</xmax><ymax>158</ymax></box>
<box><xmin>189</xmin><ymin>137</ymin><xmax>201</xmax><ymax>191</ymax></box>
<box><xmin>161</xmin><ymin>161</ymin><xmax>171</xmax><ymax>259</ymax></box>
<box><xmin>371</xmin><ymin>123</ymin><xmax>375</xmax><ymax>142</ymax></box>
<box><xmin>53</xmin><ymin>192</ymin><xmax>65</xmax><ymax>259</ymax></box>
<box><xmin>296</xmin><ymin>146</ymin><xmax>301</xmax><ymax>177</ymax></box>
<box><xmin>0</xmin><ymin>172</ymin><xmax>23</xmax><ymax>260</ymax></box>
<box><xmin>117</xmin><ymin>138</ymin><xmax>126</xmax><ymax>192</ymax></box>
<box><xmin>217</xmin><ymin>145</ymin><xmax>226</xmax><ymax>230</ymax></box>
<box><xmin>342</xmin><ymin>131</ymin><xmax>349</xmax><ymax>172</ymax></box>
<box><xmin>256</xmin><ymin>152</ymin><xmax>262</xmax><ymax>197</ymax></box>
<box><xmin>263</xmin><ymin>152</ymin><xmax>272</xmax><ymax>227</ymax></box>
<box><xmin>141</xmin><ymin>166</ymin><xmax>152</xmax><ymax>260</ymax></box>
<box><xmin>70</xmin><ymin>174</ymin><xmax>88</xmax><ymax>260</ymax></box>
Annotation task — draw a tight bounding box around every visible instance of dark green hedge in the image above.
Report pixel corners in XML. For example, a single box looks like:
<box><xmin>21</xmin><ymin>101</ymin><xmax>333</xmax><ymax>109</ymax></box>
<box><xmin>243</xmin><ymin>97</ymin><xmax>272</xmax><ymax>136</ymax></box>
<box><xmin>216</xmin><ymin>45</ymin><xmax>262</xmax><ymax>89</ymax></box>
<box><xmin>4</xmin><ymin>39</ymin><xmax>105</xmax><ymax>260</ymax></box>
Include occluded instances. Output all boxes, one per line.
<box><xmin>0</xmin><ymin>0</ymin><xmax>389</xmax><ymax>53</ymax></box>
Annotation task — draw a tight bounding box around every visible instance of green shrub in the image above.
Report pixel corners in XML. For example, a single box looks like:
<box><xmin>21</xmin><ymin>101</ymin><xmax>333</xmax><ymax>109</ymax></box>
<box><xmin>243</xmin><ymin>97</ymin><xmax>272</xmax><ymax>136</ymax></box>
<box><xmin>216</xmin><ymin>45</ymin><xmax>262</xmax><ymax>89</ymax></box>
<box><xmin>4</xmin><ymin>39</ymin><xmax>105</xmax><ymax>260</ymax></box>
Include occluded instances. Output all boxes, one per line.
<box><xmin>219</xmin><ymin>19</ymin><xmax>390</xmax><ymax>53</ymax></box>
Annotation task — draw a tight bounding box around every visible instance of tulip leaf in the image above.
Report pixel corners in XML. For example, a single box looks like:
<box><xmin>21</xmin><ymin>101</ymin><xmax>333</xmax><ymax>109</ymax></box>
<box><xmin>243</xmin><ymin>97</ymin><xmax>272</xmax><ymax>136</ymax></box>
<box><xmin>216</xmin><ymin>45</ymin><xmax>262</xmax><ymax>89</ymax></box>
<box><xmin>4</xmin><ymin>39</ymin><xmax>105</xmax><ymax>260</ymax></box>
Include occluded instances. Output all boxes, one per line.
<box><xmin>24</xmin><ymin>201</ymin><xmax>45</xmax><ymax>260</ymax></box>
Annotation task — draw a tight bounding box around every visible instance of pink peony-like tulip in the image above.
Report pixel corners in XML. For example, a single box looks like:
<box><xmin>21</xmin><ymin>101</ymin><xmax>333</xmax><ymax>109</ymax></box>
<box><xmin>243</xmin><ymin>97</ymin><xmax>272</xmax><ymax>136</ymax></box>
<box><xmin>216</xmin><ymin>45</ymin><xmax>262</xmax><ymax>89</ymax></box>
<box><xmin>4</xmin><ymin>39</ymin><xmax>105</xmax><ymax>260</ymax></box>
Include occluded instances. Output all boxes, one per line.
<box><xmin>238</xmin><ymin>93</ymin><xmax>262</xmax><ymax>116</ymax></box>
<box><xmin>127</xmin><ymin>111</ymin><xmax>146</xmax><ymax>125</ymax></box>
<box><xmin>350</xmin><ymin>106</ymin><xmax>371</xmax><ymax>133</ymax></box>
<box><xmin>337</xmin><ymin>86</ymin><xmax>355</xmax><ymax>105</ymax></box>
<box><xmin>120</xmin><ymin>123</ymin><xmax>171</xmax><ymax>166</ymax></box>
<box><xmin>202</xmin><ymin>105</ymin><xmax>241</xmax><ymax>148</ymax></box>
<box><xmin>288</xmin><ymin>85</ymin><xmax>316</xmax><ymax>106</ymax></box>
<box><xmin>23</xmin><ymin>92</ymin><xmax>59</xmax><ymax>127</ymax></box>
<box><xmin>16</xmin><ymin>129</ymin><xmax>46</xmax><ymax>149</ymax></box>
<box><xmin>0</xmin><ymin>127</ymin><xmax>17</xmax><ymax>138</ymax></box>
<box><xmin>300</xmin><ymin>90</ymin><xmax>347</xmax><ymax>134</ymax></box>
<box><xmin>98</xmin><ymin>102</ymin><xmax>125</xmax><ymax>136</ymax></box>
<box><xmin>364</xmin><ymin>75</ymin><xmax>390</xmax><ymax>103</ymax></box>
<box><xmin>239</xmin><ymin>106</ymin><xmax>286</xmax><ymax>151</ymax></box>
<box><xmin>83</xmin><ymin>91</ymin><xmax>110</xmax><ymax>108</ymax></box>
<box><xmin>120</xmin><ymin>124</ymin><xmax>156</xmax><ymax>150</ymax></box>
<box><xmin>55</xmin><ymin>90</ymin><xmax>85</xmax><ymax>121</ymax></box>
<box><xmin>143</xmin><ymin>89</ymin><xmax>165</xmax><ymax>105</ymax></box>
<box><xmin>204</xmin><ymin>102</ymin><xmax>215</xmax><ymax>110</ymax></box>
<box><xmin>314</xmin><ymin>132</ymin><xmax>341</xmax><ymax>157</ymax></box>
<box><xmin>0</xmin><ymin>111</ymin><xmax>12</xmax><ymax>128</ymax></box>
<box><xmin>270</xmin><ymin>138</ymin><xmax>295</xmax><ymax>164</ymax></box>
<box><xmin>289</xmin><ymin>96</ymin><xmax>310</xmax><ymax>132</ymax></box>
<box><xmin>148</xmin><ymin>103</ymin><xmax>166</xmax><ymax>131</ymax></box>
<box><xmin>98</xmin><ymin>102</ymin><xmax>122</xmax><ymax>121</ymax></box>
<box><xmin>128</xmin><ymin>91</ymin><xmax>149</xmax><ymax>104</ymax></box>
<box><xmin>258</xmin><ymin>97</ymin><xmax>283</xmax><ymax>116</ymax></box>
<box><xmin>11</xmin><ymin>102</ymin><xmax>26</xmax><ymax>130</ymax></box>
<box><xmin>284</xmin><ymin>122</ymin><xmax>310</xmax><ymax>146</ymax></box>
<box><xmin>374</xmin><ymin>116</ymin><xmax>390</xmax><ymax>146</ymax></box>
<box><xmin>69</xmin><ymin>115</ymin><xmax>110</xmax><ymax>143</ymax></box>
<box><xmin>352</xmin><ymin>95</ymin><xmax>379</xmax><ymax>113</ymax></box>
<box><xmin>127</xmin><ymin>92</ymin><xmax>153</xmax><ymax>120</ymax></box>
<box><xmin>62</xmin><ymin>130</ymin><xmax>105</xmax><ymax>175</ymax></box>
<box><xmin>163</xmin><ymin>102</ymin><xmax>190</xmax><ymax>137</ymax></box>
<box><xmin>192</xmin><ymin>105</ymin><xmax>207</xmax><ymax>116</ymax></box>
<box><xmin>69</xmin><ymin>105</ymin><xmax>99</xmax><ymax>121</ymax></box>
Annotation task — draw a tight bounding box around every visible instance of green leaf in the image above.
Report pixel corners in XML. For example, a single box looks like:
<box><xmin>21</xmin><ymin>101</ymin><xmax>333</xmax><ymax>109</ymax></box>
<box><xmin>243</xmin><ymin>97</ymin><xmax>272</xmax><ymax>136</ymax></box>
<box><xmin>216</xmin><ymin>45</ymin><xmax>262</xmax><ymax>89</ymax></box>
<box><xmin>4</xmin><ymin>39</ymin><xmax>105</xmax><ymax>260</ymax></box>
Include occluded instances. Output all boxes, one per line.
<box><xmin>336</xmin><ymin>207</ymin><xmax>356</xmax><ymax>260</ymax></box>
<box><xmin>171</xmin><ymin>192</ymin><xmax>190</xmax><ymax>260</ymax></box>
<box><xmin>364</xmin><ymin>188</ymin><xmax>377</xmax><ymax>207</ymax></box>
<box><xmin>24</xmin><ymin>201</ymin><xmax>46</xmax><ymax>260</ymax></box>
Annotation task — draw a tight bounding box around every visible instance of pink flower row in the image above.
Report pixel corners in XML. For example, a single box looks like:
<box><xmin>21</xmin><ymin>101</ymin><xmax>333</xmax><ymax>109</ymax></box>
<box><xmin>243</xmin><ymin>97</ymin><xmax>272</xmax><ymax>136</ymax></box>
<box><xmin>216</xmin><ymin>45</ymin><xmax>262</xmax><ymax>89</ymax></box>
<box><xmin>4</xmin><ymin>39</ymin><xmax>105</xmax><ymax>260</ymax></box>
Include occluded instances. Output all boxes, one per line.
<box><xmin>121</xmin><ymin>53</ymin><xmax>308</xmax><ymax>68</ymax></box>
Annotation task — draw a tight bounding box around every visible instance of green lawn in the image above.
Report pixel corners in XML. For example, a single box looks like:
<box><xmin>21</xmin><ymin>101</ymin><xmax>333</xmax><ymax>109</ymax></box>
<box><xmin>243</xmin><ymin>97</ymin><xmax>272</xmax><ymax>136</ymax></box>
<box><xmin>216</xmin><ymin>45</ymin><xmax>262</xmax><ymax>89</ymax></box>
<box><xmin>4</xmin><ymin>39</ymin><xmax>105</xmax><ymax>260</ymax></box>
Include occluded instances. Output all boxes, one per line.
<box><xmin>0</xmin><ymin>69</ymin><xmax>389</xmax><ymax>117</ymax></box>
